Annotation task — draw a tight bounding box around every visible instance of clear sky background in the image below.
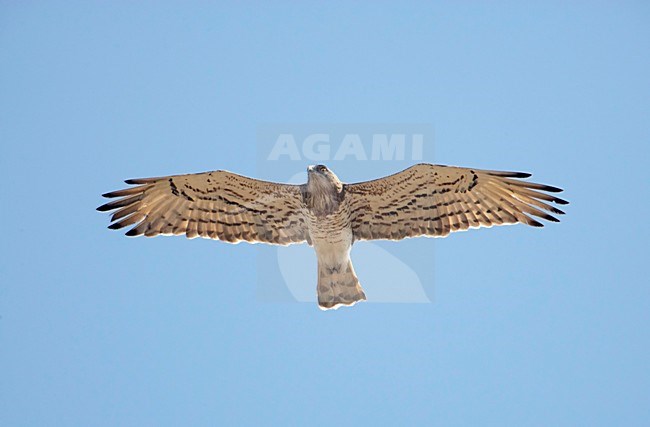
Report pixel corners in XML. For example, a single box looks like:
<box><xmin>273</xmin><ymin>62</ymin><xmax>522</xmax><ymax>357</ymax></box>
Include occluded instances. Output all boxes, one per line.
<box><xmin>1</xmin><ymin>2</ymin><xmax>649</xmax><ymax>426</ymax></box>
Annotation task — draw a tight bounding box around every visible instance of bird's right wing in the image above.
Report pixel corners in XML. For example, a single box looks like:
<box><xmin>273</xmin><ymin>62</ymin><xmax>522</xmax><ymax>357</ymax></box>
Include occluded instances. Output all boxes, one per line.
<box><xmin>345</xmin><ymin>163</ymin><xmax>568</xmax><ymax>241</ymax></box>
<box><xmin>98</xmin><ymin>170</ymin><xmax>310</xmax><ymax>245</ymax></box>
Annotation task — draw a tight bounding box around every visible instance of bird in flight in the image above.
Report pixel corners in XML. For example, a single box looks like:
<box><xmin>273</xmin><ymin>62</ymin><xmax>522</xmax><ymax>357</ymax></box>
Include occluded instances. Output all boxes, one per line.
<box><xmin>98</xmin><ymin>163</ymin><xmax>567</xmax><ymax>310</ymax></box>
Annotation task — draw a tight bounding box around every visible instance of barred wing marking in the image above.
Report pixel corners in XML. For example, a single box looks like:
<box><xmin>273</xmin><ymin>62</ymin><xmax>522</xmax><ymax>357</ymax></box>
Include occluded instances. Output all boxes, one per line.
<box><xmin>345</xmin><ymin>164</ymin><xmax>568</xmax><ymax>241</ymax></box>
<box><xmin>98</xmin><ymin>170</ymin><xmax>309</xmax><ymax>245</ymax></box>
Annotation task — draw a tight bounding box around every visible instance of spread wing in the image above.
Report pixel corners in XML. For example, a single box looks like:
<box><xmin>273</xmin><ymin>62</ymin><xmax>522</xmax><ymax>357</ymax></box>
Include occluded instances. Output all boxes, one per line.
<box><xmin>345</xmin><ymin>163</ymin><xmax>568</xmax><ymax>241</ymax></box>
<box><xmin>97</xmin><ymin>170</ymin><xmax>309</xmax><ymax>245</ymax></box>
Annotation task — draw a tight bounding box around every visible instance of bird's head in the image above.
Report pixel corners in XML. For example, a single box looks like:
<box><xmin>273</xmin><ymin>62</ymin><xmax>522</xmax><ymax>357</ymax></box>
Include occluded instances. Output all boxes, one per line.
<box><xmin>307</xmin><ymin>164</ymin><xmax>343</xmax><ymax>193</ymax></box>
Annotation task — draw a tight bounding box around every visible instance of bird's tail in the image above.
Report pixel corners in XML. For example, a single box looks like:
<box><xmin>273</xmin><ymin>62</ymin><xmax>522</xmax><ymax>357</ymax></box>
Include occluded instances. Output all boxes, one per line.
<box><xmin>317</xmin><ymin>258</ymin><xmax>366</xmax><ymax>310</ymax></box>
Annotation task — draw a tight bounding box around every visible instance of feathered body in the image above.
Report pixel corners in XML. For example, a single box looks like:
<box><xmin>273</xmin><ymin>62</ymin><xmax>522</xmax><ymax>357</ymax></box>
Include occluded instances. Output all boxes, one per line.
<box><xmin>302</xmin><ymin>165</ymin><xmax>365</xmax><ymax>309</ymax></box>
<box><xmin>98</xmin><ymin>163</ymin><xmax>568</xmax><ymax>310</ymax></box>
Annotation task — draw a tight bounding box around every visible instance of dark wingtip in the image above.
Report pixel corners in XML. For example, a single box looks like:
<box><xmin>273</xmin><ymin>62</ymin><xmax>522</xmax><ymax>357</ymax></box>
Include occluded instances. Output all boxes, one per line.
<box><xmin>555</xmin><ymin>197</ymin><xmax>569</xmax><ymax>205</ymax></box>
<box><xmin>108</xmin><ymin>222</ymin><xmax>123</xmax><ymax>230</ymax></box>
<box><xmin>125</xmin><ymin>177</ymin><xmax>158</xmax><ymax>184</ymax></box>
<box><xmin>511</xmin><ymin>172</ymin><xmax>532</xmax><ymax>178</ymax></box>
<box><xmin>102</xmin><ymin>190</ymin><xmax>127</xmax><ymax>198</ymax></box>
<box><xmin>97</xmin><ymin>203</ymin><xmax>111</xmax><ymax>212</ymax></box>
<box><xmin>489</xmin><ymin>171</ymin><xmax>532</xmax><ymax>178</ymax></box>
<box><xmin>125</xmin><ymin>228</ymin><xmax>141</xmax><ymax>237</ymax></box>
<box><xmin>529</xmin><ymin>220</ymin><xmax>544</xmax><ymax>227</ymax></box>
<box><xmin>541</xmin><ymin>185</ymin><xmax>563</xmax><ymax>193</ymax></box>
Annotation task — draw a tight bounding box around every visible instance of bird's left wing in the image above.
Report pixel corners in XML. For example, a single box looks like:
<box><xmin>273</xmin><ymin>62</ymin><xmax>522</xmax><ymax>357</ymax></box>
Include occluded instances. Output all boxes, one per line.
<box><xmin>98</xmin><ymin>170</ymin><xmax>309</xmax><ymax>245</ymax></box>
<box><xmin>345</xmin><ymin>163</ymin><xmax>568</xmax><ymax>241</ymax></box>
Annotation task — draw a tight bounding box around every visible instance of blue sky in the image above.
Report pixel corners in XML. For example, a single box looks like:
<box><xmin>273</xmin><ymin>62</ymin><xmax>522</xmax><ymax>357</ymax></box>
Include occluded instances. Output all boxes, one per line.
<box><xmin>1</xmin><ymin>2</ymin><xmax>649</xmax><ymax>425</ymax></box>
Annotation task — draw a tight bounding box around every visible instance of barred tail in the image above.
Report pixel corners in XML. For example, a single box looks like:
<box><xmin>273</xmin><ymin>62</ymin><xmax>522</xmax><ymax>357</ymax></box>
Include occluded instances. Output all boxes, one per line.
<box><xmin>317</xmin><ymin>258</ymin><xmax>366</xmax><ymax>310</ymax></box>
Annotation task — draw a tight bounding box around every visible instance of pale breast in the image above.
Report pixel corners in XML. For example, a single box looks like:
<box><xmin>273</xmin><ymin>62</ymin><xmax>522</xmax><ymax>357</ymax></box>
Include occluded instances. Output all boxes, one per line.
<box><xmin>306</xmin><ymin>203</ymin><xmax>353</xmax><ymax>265</ymax></box>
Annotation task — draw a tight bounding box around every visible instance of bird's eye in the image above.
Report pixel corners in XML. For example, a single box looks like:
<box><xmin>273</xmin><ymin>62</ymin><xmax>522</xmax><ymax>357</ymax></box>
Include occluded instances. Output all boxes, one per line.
<box><xmin>318</xmin><ymin>165</ymin><xmax>327</xmax><ymax>172</ymax></box>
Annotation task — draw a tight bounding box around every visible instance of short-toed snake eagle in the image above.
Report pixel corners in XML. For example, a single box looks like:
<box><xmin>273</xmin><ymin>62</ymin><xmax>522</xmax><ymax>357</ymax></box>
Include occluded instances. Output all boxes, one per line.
<box><xmin>98</xmin><ymin>164</ymin><xmax>567</xmax><ymax>310</ymax></box>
